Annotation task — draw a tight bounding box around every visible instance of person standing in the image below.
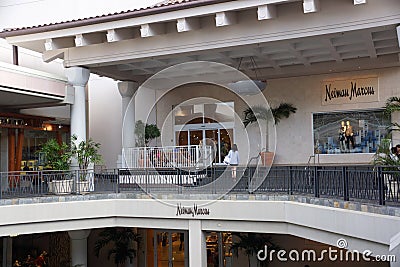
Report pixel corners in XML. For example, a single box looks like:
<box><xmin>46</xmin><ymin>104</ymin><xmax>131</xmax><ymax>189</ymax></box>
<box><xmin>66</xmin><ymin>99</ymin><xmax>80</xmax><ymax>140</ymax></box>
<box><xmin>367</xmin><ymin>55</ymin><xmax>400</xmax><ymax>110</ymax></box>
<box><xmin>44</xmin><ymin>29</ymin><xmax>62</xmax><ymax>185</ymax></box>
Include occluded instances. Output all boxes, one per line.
<box><xmin>227</xmin><ymin>144</ymin><xmax>239</xmax><ymax>180</ymax></box>
<box><xmin>345</xmin><ymin>121</ymin><xmax>354</xmax><ymax>150</ymax></box>
<box><xmin>339</xmin><ymin>121</ymin><xmax>346</xmax><ymax>152</ymax></box>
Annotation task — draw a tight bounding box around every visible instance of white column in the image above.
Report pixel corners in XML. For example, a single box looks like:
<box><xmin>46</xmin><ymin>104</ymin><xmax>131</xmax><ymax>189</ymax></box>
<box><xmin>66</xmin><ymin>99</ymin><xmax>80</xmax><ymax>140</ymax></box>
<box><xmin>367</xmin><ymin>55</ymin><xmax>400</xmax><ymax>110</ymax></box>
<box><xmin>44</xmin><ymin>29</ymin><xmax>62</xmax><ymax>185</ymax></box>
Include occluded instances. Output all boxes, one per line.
<box><xmin>65</xmin><ymin>67</ymin><xmax>90</xmax><ymax>170</ymax></box>
<box><xmin>118</xmin><ymin>81</ymin><xmax>139</xmax><ymax>148</ymax></box>
<box><xmin>188</xmin><ymin>220</ymin><xmax>206</xmax><ymax>267</ymax></box>
<box><xmin>68</xmin><ymin>230</ymin><xmax>91</xmax><ymax>267</ymax></box>
<box><xmin>118</xmin><ymin>81</ymin><xmax>139</xmax><ymax>168</ymax></box>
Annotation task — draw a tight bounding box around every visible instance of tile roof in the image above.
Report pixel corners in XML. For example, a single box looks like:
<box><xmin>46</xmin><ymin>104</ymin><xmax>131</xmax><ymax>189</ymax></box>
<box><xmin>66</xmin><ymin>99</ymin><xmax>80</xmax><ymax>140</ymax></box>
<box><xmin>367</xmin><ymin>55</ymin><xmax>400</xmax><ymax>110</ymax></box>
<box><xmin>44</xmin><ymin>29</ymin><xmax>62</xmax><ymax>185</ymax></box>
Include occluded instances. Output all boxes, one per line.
<box><xmin>0</xmin><ymin>0</ymin><xmax>227</xmax><ymax>36</ymax></box>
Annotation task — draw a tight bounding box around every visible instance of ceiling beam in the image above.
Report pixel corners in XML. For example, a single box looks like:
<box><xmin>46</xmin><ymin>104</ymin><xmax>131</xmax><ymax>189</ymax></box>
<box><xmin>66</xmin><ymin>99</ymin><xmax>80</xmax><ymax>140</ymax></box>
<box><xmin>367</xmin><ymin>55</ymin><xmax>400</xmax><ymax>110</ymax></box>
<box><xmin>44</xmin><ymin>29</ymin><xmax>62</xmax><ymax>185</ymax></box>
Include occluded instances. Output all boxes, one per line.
<box><xmin>140</xmin><ymin>23</ymin><xmax>165</xmax><ymax>38</ymax></box>
<box><xmin>303</xmin><ymin>0</ymin><xmax>320</xmax><ymax>13</ymax></box>
<box><xmin>44</xmin><ymin>38</ymin><xmax>74</xmax><ymax>51</ymax></box>
<box><xmin>75</xmin><ymin>33</ymin><xmax>104</xmax><ymax>47</ymax></box>
<box><xmin>354</xmin><ymin>0</ymin><xmax>367</xmax><ymax>5</ymax></box>
<box><xmin>42</xmin><ymin>50</ymin><xmax>65</xmax><ymax>63</ymax></box>
<box><xmin>177</xmin><ymin>17</ymin><xmax>200</xmax><ymax>33</ymax></box>
<box><xmin>364</xmin><ymin>32</ymin><xmax>377</xmax><ymax>58</ymax></box>
<box><xmin>286</xmin><ymin>43</ymin><xmax>311</xmax><ymax>66</ymax></box>
<box><xmin>321</xmin><ymin>38</ymin><xmax>343</xmax><ymax>62</ymax></box>
<box><xmin>215</xmin><ymin>12</ymin><xmax>236</xmax><ymax>27</ymax></box>
<box><xmin>257</xmin><ymin>5</ymin><xmax>277</xmax><ymax>20</ymax></box>
<box><xmin>106</xmin><ymin>28</ymin><xmax>136</xmax><ymax>42</ymax></box>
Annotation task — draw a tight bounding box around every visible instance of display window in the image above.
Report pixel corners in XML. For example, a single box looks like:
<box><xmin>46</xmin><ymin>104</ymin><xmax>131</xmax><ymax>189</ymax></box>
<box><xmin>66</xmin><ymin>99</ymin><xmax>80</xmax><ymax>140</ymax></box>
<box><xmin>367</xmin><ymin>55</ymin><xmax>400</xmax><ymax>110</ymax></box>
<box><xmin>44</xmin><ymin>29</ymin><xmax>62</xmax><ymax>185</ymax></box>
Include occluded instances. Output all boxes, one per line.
<box><xmin>313</xmin><ymin>109</ymin><xmax>390</xmax><ymax>154</ymax></box>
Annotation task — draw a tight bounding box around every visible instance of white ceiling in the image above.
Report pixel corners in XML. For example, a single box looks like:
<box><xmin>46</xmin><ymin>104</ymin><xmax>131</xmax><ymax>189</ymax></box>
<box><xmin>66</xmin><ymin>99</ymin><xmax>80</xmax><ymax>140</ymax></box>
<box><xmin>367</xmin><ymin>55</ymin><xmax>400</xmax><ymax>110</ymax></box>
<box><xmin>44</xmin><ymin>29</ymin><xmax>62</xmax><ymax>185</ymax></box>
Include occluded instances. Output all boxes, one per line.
<box><xmin>90</xmin><ymin>25</ymin><xmax>400</xmax><ymax>83</ymax></box>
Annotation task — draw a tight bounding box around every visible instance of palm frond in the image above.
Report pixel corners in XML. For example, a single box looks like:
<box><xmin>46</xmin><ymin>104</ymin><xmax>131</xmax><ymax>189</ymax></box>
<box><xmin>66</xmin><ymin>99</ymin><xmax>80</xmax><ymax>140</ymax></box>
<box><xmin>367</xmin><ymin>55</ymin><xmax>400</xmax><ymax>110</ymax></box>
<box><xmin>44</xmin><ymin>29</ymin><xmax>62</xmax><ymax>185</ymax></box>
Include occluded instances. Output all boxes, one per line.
<box><xmin>388</xmin><ymin>122</ymin><xmax>400</xmax><ymax>133</ymax></box>
<box><xmin>242</xmin><ymin>103</ymin><xmax>297</xmax><ymax>127</ymax></box>
<box><xmin>384</xmin><ymin>96</ymin><xmax>400</xmax><ymax>118</ymax></box>
<box><xmin>271</xmin><ymin>103</ymin><xmax>297</xmax><ymax>124</ymax></box>
<box><xmin>94</xmin><ymin>227</ymin><xmax>141</xmax><ymax>266</ymax></box>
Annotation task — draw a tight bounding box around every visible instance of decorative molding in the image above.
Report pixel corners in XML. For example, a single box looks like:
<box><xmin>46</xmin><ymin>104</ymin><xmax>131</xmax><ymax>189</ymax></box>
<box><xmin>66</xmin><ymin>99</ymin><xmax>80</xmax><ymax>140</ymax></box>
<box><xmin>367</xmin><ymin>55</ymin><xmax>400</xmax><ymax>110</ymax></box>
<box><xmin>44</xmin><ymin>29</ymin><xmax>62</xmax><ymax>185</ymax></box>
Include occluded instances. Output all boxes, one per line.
<box><xmin>215</xmin><ymin>12</ymin><xmax>236</xmax><ymax>27</ymax></box>
<box><xmin>354</xmin><ymin>0</ymin><xmax>367</xmax><ymax>5</ymax></box>
<box><xmin>176</xmin><ymin>17</ymin><xmax>200</xmax><ymax>33</ymax></box>
<box><xmin>140</xmin><ymin>23</ymin><xmax>165</xmax><ymax>37</ymax></box>
<box><xmin>257</xmin><ymin>5</ymin><xmax>277</xmax><ymax>20</ymax></box>
<box><xmin>303</xmin><ymin>0</ymin><xmax>320</xmax><ymax>13</ymax></box>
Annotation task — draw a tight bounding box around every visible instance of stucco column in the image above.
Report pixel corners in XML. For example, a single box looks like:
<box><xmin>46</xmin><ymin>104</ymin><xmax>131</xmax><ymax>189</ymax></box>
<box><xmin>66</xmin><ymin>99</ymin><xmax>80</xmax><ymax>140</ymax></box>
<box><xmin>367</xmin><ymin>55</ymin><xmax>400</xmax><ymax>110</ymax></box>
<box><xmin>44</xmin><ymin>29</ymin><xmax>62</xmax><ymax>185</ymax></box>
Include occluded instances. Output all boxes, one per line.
<box><xmin>65</xmin><ymin>67</ymin><xmax>90</xmax><ymax>169</ymax></box>
<box><xmin>118</xmin><ymin>81</ymin><xmax>139</xmax><ymax>168</ymax></box>
<box><xmin>188</xmin><ymin>220</ymin><xmax>206</xmax><ymax>267</ymax></box>
<box><xmin>68</xmin><ymin>230</ymin><xmax>91</xmax><ymax>267</ymax></box>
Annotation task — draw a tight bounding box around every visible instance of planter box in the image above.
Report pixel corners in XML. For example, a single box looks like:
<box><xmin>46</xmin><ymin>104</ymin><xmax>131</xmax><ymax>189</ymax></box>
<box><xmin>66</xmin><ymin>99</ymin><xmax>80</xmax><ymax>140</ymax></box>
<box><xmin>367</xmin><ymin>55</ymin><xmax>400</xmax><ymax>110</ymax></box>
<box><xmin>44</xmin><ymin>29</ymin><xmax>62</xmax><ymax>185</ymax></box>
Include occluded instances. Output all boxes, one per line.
<box><xmin>77</xmin><ymin>181</ymin><xmax>90</xmax><ymax>194</ymax></box>
<box><xmin>50</xmin><ymin>179</ymin><xmax>73</xmax><ymax>195</ymax></box>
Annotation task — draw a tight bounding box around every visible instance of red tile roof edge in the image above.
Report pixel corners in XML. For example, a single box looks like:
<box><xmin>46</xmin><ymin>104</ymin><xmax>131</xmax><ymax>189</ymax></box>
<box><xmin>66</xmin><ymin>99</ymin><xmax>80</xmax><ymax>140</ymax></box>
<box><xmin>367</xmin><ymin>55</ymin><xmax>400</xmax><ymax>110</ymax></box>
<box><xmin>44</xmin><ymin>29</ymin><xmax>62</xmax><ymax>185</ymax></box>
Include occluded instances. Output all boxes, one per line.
<box><xmin>0</xmin><ymin>0</ymin><xmax>230</xmax><ymax>38</ymax></box>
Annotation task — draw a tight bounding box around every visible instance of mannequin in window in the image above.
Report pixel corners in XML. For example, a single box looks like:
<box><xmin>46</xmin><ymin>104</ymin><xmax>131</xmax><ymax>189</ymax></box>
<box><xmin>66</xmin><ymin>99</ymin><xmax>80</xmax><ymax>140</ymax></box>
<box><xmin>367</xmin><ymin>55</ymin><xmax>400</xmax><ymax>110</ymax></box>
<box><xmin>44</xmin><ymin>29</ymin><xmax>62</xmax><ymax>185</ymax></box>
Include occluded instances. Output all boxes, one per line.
<box><xmin>339</xmin><ymin>121</ymin><xmax>346</xmax><ymax>152</ymax></box>
<box><xmin>345</xmin><ymin>120</ymin><xmax>354</xmax><ymax>150</ymax></box>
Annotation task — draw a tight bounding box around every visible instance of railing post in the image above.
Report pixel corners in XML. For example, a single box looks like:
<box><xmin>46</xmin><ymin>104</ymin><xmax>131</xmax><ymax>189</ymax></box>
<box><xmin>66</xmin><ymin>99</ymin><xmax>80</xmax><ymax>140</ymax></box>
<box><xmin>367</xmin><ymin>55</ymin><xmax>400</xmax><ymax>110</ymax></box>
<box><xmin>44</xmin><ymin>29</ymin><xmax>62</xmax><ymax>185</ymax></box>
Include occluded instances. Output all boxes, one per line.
<box><xmin>0</xmin><ymin>172</ymin><xmax>2</xmax><ymax>199</ymax></box>
<box><xmin>289</xmin><ymin>166</ymin><xmax>293</xmax><ymax>195</ymax></box>
<box><xmin>144</xmin><ymin>147</ymin><xmax>147</xmax><ymax>168</ymax></box>
<box><xmin>378</xmin><ymin>166</ymin><xmax>385</xmax><ymax>206</ymax></box>
<box><xmin>178</xmin><ymin>168</ymin><xmax>182</xmax><ymax>194</ymax></box>
<box><xmin>314</xmin><ymin>166</ymin><xmax>320</xmax><ymax>198</ymax></box>
<box><xmin>116</xmin><ymin>169</ymin><xmax>120</xmax><ymax>194</ymax></box>
<box><xmin>343</xmin><ymin>166</ymin><xmax>349</xmax><ymax>201</ymax></box>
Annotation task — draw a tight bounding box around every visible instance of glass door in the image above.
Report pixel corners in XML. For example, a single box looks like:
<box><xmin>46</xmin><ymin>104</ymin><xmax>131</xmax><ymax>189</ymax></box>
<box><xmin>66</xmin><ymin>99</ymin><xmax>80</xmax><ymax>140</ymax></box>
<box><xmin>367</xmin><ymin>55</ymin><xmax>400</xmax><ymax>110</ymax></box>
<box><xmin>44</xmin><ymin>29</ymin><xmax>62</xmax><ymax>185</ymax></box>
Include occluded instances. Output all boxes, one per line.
<box><xmin>176</xmin><ymin>128</ymin><xmax>233</xmax><ymax>164</ymax></box>
<box><xmin>155</xmin><ymin>231</ymin><xmax>187</xmax><ymax>267</ymax></box>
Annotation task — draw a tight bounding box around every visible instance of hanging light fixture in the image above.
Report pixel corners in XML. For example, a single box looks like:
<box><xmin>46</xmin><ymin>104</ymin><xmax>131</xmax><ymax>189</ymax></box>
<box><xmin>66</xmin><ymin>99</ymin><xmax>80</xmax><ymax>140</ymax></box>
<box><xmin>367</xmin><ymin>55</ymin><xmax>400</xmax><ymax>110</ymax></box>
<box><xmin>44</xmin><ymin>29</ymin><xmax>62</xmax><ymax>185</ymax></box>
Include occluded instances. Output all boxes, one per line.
<box><xmin>227</xmin><ymin>57</ymin><xmax>267</xmax><ymax>95</ymax></box>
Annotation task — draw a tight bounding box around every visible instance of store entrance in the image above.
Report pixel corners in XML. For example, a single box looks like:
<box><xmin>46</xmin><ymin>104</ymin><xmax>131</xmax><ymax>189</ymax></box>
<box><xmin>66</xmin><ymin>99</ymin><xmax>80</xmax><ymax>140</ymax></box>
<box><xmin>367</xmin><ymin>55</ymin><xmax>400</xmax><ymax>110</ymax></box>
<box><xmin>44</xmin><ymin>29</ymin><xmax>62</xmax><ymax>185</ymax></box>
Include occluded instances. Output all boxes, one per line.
<box><xmin>154</xmin><ymin>231</ymin><xmax>188</xmax><ymax>267</ymax></box>
<box><xmin>176</xmin><ymin>128</ymin><xmax>233</xmax><ymax>164</ymax></box>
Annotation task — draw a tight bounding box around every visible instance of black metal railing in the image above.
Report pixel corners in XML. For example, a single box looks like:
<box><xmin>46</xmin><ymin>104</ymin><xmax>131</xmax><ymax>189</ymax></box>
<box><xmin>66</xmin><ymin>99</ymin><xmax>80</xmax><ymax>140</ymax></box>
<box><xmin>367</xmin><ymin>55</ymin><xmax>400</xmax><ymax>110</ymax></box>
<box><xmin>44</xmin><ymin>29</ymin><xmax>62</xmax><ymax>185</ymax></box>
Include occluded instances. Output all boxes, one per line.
<box><xmin>0</xmin><ymin>165</ymin><xmax>399</xmax><ymax>206</ymax></box>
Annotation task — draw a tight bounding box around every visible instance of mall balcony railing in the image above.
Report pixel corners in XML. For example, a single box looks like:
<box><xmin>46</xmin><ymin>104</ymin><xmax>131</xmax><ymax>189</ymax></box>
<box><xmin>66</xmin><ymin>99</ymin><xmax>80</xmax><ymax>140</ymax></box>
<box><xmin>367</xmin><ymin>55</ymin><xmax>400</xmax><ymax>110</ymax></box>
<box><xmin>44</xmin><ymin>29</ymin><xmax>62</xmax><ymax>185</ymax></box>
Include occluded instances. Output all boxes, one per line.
<box><xmin>0</xmin><ymin>165</ymin><xmax>399</xmax><ymax>207</ymax></box>
<box><xmin>122</xmin><ymin>145</ymin><xmax>213</xmax><ymax>169</ymax></box>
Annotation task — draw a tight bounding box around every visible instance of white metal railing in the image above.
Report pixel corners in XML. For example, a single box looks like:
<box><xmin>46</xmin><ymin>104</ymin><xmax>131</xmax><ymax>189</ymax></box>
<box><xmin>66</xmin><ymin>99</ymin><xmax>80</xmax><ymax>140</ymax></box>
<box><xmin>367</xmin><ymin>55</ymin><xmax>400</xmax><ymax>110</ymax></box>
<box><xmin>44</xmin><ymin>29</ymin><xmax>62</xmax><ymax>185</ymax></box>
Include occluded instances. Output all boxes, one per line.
<box><xmin>123</xmin><ymin>145</ymin><xmax>213</xmax><ymax>169</ymax></box>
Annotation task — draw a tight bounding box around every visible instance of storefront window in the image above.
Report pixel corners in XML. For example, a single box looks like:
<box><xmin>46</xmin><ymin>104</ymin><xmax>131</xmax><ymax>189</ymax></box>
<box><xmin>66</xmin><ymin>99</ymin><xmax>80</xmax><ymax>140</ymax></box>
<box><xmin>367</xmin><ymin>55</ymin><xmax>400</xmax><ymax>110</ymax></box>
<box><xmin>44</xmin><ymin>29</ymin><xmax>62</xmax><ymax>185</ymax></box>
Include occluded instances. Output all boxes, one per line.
<box><xmin>313</xmin><ymin>110</ymin><xmax>390</xmax><ymax>154</ymax></box>
<box><xmin>174</xmin><ymin>102</ymin><xmax>234</xmax><ymax>126</ymax></box>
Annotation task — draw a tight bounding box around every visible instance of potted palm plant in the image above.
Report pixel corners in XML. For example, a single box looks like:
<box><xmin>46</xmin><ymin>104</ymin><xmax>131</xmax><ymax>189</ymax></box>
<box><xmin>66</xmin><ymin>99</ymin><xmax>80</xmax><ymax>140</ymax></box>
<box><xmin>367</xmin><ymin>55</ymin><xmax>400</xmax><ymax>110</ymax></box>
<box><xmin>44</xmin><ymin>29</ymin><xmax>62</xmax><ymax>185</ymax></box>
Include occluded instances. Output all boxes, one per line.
<box><xmin>70</xmin><ymin>135</ymin><xmax>103</xmax><ymax>193</ymax></box>
<box><xmin>94</xmin><ymin>227</ymin><xmax>141</xmax><ymax>267</ymax></box>
<box><xmin>37</xmin><ymin>139</ymin><xmax>73</xmax><ymax>194</ymax></box>
<box><xmin>230</xmin><ymin>233</ymin><xmax>280</xmax><ymax>267</ymax></box>
<box><xmin>243</xmin><ymin>103</ymin><xmax>297</xmax><ymax>165</ymax></box>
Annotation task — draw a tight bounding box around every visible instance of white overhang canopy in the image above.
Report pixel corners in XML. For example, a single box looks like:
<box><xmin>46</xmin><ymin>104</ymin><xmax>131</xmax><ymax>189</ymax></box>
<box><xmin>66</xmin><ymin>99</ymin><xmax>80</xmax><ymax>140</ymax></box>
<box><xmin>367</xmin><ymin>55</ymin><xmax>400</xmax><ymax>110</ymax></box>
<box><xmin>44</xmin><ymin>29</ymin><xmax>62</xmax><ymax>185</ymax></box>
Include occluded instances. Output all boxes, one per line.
<box><xmin>1</xmin><ymin>0</ymin><xmax>399</xmax><ymax>84</ymax></box>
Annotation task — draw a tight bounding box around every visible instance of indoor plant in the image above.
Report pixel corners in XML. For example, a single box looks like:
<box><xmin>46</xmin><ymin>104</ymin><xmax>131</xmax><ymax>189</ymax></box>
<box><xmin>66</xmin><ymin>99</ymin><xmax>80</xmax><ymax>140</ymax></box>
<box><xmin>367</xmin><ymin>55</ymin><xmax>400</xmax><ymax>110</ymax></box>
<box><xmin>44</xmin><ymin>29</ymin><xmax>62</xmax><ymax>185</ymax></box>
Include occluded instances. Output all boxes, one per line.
<box><xmin>242</xmin><ymin>103</ymin><xmax>297</xmax><ymax>165</ymax></box>
<box><xmin>230</xmin><ymin>233</ymin><xmax>280</xmax><ymax>267</ymax></box>
<box><xmin>70</xmin><ymin>135</ymin><xmax>103</xmax><ymax>193</ymax></box>
<box><xmin>94</xmin><ymin>227</ymin><xmax>141</xmax><ymax>267</ymax></box>
<box><xmin>37</xmin><ymin>139</ymin><xmax>73</xmax><ymax>194</ymax></box>
<box><xmin>134</xmin><ymin>120</ymin><xmax>161</xmax><ymax>147</ymax></box>
<box><xmin>135</xmin><ymin>120</ymin><xmax>161</xmax><ymax>167</ymax></box>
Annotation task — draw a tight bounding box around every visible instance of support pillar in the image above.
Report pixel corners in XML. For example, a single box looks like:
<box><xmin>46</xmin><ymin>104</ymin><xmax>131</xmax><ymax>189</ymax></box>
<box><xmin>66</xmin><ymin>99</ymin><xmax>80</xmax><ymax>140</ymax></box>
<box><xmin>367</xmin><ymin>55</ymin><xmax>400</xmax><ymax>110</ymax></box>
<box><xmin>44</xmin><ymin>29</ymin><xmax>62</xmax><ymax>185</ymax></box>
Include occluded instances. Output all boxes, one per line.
<box><xmin>118</xmin><ymin>81</ymin><xmax>139</xmax><ymax>168</ymax></box>
<box><xmin>65</xmin><ymin>67</ymin><xmax>90</xmax><ymax>170</ymax></box>
<box><xmin>68</xmin><ymin>230</ymin><xmax>91</xmax><ymax>267</ymax></box>
<box><xmin>15</xmin><ymin>129</ymin><xmax>24</xmax><ymax>171</ymax></box>
<box><xmin>8</xmin><ymin>129</ymin><xmax>15</xmax><ymax>172</ymax></box>
<box><xmin>3</xmin><ymin>237</ymin><xmax>12</xmax><ymax>267</ymax></box>
<box><xmin>188</xmin><ymin>220</ymin><xmax>206</xmax><ymax>267</ymax></box>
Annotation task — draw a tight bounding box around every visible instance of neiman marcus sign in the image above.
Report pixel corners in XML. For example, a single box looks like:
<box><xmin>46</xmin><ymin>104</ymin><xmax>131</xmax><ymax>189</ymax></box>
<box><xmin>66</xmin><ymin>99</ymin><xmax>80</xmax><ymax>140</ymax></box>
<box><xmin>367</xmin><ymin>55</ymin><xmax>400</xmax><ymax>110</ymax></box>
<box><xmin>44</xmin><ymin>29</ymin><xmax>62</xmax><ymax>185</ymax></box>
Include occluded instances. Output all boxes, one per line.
<box><xmin>322</xmin><ymin>77</ymin><xmax>379</xmax><ymax>105</ymax></box>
